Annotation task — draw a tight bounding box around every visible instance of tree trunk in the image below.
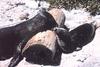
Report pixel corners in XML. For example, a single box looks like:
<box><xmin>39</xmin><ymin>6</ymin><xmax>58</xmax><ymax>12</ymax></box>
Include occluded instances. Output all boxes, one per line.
<box><xmin>22</xmin><ymin>30</ymin><xmax>61</xmax><ymax>65</ymax></box>
<box><xmin>49</xmin><ymin>8</ymin><xmax>66</xmax><ymax>27</ymax></box>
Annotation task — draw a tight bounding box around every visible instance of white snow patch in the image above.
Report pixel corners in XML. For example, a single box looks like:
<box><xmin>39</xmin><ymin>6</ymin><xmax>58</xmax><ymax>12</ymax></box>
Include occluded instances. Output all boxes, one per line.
<box><xmin>0</xmin><ymin>0</ymin><xmax>50</xmax><ymax>28</ymax></box>
<box><xmin>62</xmin><ymin>8</ymin><xmax>93</xmax><ymax>30</ymax></box>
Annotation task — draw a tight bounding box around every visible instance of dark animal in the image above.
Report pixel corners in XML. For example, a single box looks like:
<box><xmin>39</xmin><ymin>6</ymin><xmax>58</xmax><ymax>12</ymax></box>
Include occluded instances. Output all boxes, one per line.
<box><xmin>54</xmin><ymin>27</ymin><xmax>72</xmax><ymax>53</ymax></box>
<box><xmin>54</xmin><ymin>23</ymin><xmax>96</xmax><ymax>53</ymax></box>
<box><xmin>0</xmin><ymin>8</ymin><xmax>57</xmax><ymax>62</ymax></box>
<box><xmin>8</xmin><ymin>8</ymin><xmax>67</xmax><ymax>67</ymax></box>
<box><xmin>69</xmin><ymin>23</ymin><xmax>96</xmax><ymax>50</ymax></box>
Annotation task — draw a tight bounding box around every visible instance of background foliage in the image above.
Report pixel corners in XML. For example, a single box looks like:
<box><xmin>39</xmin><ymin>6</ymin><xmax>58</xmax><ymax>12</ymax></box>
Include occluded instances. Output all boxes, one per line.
<box><xmin>47</xmin><ymin>0</ymin><xmax>100</xmax><ymax>15</ymax></box>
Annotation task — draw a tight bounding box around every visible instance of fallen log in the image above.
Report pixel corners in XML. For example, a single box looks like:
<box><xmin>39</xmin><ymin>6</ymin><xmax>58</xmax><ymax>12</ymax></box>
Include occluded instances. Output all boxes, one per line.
<box><xmin>8</xmin><ymin>30</ymin><xmax>62</xmax><ymax>67</ymax></box>
<box><xmin>22</xmin><ymin>30</ymin><xmax>62</xmax><ymax>65</ymax></box>
<box><xmin>49</xmin><ymin>8</ymin><xmax>65</xmax><ymax>26</ymax></box>
<box><xmin>49</xmin><ymin>8</ymin><xmax>69</xmax><ymax>30</ymax></box>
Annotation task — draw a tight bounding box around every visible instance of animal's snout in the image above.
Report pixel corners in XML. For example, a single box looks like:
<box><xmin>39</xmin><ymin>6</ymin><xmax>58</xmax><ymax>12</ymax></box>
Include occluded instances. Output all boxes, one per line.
<box><xmin>53</xmin><ymin>27</ymin><xmax>62</xmax><ymax>33</ymax></box>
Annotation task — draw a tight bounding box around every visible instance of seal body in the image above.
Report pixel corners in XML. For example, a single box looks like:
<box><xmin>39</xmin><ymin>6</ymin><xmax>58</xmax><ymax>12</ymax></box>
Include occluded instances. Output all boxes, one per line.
<box><xmin>0</xmin><ymin>8</ymin><xmax>57</xmax><ymax>60</ymax></box>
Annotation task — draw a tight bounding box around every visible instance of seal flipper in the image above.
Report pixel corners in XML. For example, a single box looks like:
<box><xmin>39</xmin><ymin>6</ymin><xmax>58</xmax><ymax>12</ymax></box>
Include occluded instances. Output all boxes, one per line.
<box><xmin>8</xmin><ymin>40</ymin><xmax>26</xmax><ymax>67</ymax></box>
<box><xmin>8</xmin><ymin>52</ymin><xmax>23</xmax><ymax>67</ymax></box>
<box><xmin>70</xmin><ymin>23</ymin><xmax>96</xmax><ymax>49</ymax></box>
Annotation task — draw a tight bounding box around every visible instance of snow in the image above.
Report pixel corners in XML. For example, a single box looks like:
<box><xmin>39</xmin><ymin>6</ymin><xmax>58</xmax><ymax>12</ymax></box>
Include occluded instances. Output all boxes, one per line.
<box><xmin>0</xmin><ymin>0</ymin><xmax>49</xmax><ymax>28</ymax></box>
<box><xmin>62</xmin><ymin>8</ymin><xmax>94</xmax><ymax>30</ymax></box>
<box><xmin>0</xmin><ymin>0</ymin><xmax>100</xmax><ymax>67</ymax></box>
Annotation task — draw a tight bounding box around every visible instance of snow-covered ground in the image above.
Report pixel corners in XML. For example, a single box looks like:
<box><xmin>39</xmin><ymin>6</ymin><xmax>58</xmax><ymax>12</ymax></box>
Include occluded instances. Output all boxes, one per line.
<box><xmin>0</xmin><ymin>0</ymin><xmax>49</xmax><ymax>28</ymax></box>
<box><xmin>0</xmin><ymin>0</ymin><xmax>100</xmax><ymax>67</ymax></box>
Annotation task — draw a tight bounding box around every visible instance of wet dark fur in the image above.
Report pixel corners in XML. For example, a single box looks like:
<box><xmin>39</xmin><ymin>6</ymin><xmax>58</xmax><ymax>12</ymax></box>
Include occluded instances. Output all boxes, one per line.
<box><xmin>70</xmin><ymin>23</ymin><xmax>96</xmax><ymax>49</ymax></box>
<box><xmin>54</xmin><ymin>23</ymin><xmax>96</xmax><ymax>53</ymax></box>
<box><xmin>54</xmin><ymin>27</ymin><xmax>72</xmax><ymax>53</ymax></box>
<box><xmin>0</xmin><ymin>9</ymin><xmax>57</xmax><ymax>67</ymax></box>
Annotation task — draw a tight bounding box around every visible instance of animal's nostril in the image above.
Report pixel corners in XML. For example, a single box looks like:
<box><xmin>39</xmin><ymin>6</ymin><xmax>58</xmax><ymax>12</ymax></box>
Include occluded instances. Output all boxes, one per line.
<box><xmin>75</xmin><ymin>47</ymin><xmax>82</xmax><ymax>51</ymax></box>
<box><xmin>53</xmin><ymin>27</ymin><xmax>58</xmax><ymax>31</ymax></box>
<box><xmin>53</xmin><ymin>27</ymin><xmax>61</xmax><ymax>34</ymax></box>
